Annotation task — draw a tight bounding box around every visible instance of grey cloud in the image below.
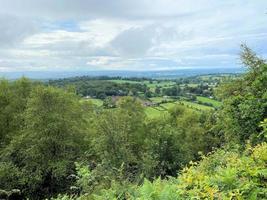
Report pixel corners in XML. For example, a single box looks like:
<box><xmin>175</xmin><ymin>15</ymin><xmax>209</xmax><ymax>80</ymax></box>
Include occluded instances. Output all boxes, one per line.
<box><xmin>110</xmin><ymin>24</ymin><xmax>184</xmax><ymax>57</ymax></box>
<box><xmin>0</xmin><ymin>15</ymin><xmax>38</xmax><ymax>48</ymax></box>
<box><xmin>0</xmin><ymin>0</ymin><xmax>144</xmax><ymax>19</ymax></box>
<box><xmin>51</xmin><ymin>42</ymin><xmax>113</xmax><ymax>58</ymax></box>
<box><xmin>0</xmin><ymin>0</ymin><xmax>216</xmax><ymax>20</ymax></box>
<box><xmin>2</xmin><ymin>0</ymin><xmax>261</xmax><ymax>21</ymax></box>
<box><xmin>110</xmin><ymin>26</ymin><xmax>156</xmax><ymax>57</ymax></box>
<box><xmin>0</xmin><ymin>0</ymin><xmax>266</xmax><ymax>72</ymax></box>
<box><xmin>23</xmin><ymin>38</ymin><xmax>114</xmax><ymax>58</ymax></box>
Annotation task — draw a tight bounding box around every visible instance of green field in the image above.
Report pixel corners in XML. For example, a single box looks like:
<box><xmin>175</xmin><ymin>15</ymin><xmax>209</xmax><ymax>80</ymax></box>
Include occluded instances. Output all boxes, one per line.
<box><xmin>82</xmin><ymin>96</ymin><xmax>214</xmax><ymax>118</ymax></box>
<box><xmin>145</xmin><ymin>99</ymin><xmax>214</xmax><ymax>119</ymax></box>
<box><xmin>180</xmin><ymin>83</ymin><xmax>198</xmax><ymax>87</ymax></box>
<box><xmin>149</xmin><ymin>97</ymin><xmax>164</xmax><ymax>103</ymax></box>
<box><xmin>83</xmin><ymin>98</ymin><xmax>103</xmax><ymax>106</ymax></box>
<box><xmin>145</xmin><ymin>107</ymin><xmax>168</xmax><ymax>118</ymax></box>
<box><xmin>161</xmin><ymin>102</ymin><xmax>177</xmax><ymax>110</ymax></box>
<box><xmin>146</xmin><ymin>81</ymin><xmax>176</xmax><ymax>92</ymax></box>
<box><xmin>180</xmin><ymin>100</ymin><xmax>214</xmax><ymax>111</ymax></box>
<box><xmin>147</xmin><ymin>80</ymin><xmax>176</xmax><ymax>87</ymax></box>
<box><xmin>109</xmin><ymin>79</ymin><xmax>140</xmax><ymax>84</ymax></box>
<box><xmin>159</xmin><ymin>100</ymin><xmax>213</xmax><ymax>111</ymax></box>
<box><xmin>109</xmin><ymin>79</ymin><xmax>176</xmax><ymax>92</ymax></box>
<box><xmin>196</xmin><ymin>96</ymin><xmax>222</xmax><ymax>107</ymax></box>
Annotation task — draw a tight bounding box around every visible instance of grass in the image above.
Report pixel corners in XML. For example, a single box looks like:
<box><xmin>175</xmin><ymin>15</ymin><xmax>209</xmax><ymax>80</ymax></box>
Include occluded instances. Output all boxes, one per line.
<box><xmin>159</xmin><ymin>101</ymin><xmax>212</xmax><ymax>111</ymax></box>
<box><xmin>196</xmin><ymin>96</ymin><xmax>222</xmax><ymax>107</ymax></box>
<box><xmin>145</xmin><ymin>99</ymin><xmax>213</xmax><ymax>119</ymax></box>
<box><xmin>146</xmin><ymin>81</ymin><xmax>176</xmax><ymax>92</ymax></box>
<box><xmin>82</xmin><ymin>98</ymin><xmax>103</xmax><ymax>107</ymax></box>
<box><xmin>147</xmin><ymin>81</ymin><xmax>176</xmax><ymax>87</ymax></box>
<box><xmin>149</xmin><ymin>97</ymin><xmax>164</xmax><ymax>103</ymax></box>
<box><xmin>161</xmin><ymin>102</ymin><xmax>177</xmax><ymax>110</ymax></box>
<box><xmin>81</xmin><ymin>96</ymin><xmax>215</xmax><ymax>119</ymax></box>
<box><xmin>180</xmin><ymin>101</ymin><xmax>214</xmax><ymax>111</ymax></box>
<box><xmin>145</xmin><ymin>107</ymin><xmax>167</xmax><ymax>118</ymax></box>
<box><xmin>109</xmin><ymin>80</ymin><xmax>140</xmax><ymax>84</ymax></box>
<box><xmin>179</xmin><ymin>83</ymin><xmax>199</xmax><ymax>88</ymax></box>
<box><xmin>81</xmin><ymin>96</ymin><xmax>214</xmax><ymax>118</ymax></box>
<box><xmin>109</xmin><ymin>79</ymin><xmax>176</xmax><ymax>92</ymax></box>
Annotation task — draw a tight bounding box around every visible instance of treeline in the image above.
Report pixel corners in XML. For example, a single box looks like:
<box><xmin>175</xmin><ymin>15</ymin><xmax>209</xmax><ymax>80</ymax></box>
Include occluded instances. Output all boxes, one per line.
<box><xmin>49</xmin><ymin>79</ymin><xmax>148</xmax><ymax>99</ymax></box>
<box><xmin>0</xmin><ymin>45</ymin><xmax>266</xmax><ymax>199</ymax></box>
<box><xmin>48</xmin><ymin>76</ymin><xmax>152</xmax><ymax>83</ymax></box>
<box><xmin>48</xmin><ymin>74</ymin><xmax>225</xmax><ymax>99</ymax></box>
<box><xmin>161</xmin><ymin>84</ymin><xmax>213</xmax><ymax>97</ymax></box>
<box><xmin>48</xmin><ymin>77</ymin><xmax>215</xmax><ymax>100</ymax></box>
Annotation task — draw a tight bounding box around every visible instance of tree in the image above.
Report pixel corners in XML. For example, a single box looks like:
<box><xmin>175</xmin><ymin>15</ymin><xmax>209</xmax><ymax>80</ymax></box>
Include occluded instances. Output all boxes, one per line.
<box><xmin>1</xmin><ymin>86</ymin><xmax>88</xmax><ymax>198</ymax></box>
<box><xmin>155</xmin><ymin>86</ymin><xmax>161</xmax><ymax>95</ymax></box>
<box><xmin>143</xmin><ymin>105</ymin><xmax>213</xmax><ymax>178</ymax></box>
<box><xmin>216</xmin><ymin>45</ymin><xmax>267</xmax><ymax>144</ymax></box>
<box><xmin>0</xmin><ymin>77</ymin><xmax>33</xmax><ymax>149</ymax></box>
<box><xmin>145</xmin><ymin>89</ymin><xmax>152</xmax><ymax>98</ymax></box>
<box><xmin>94</xmin><ymin>97</ymin><xmax>146</xmax><ymax>180</ymax></box>
<box><xmin>103</xmin><ymin>96</ymin><xmax>116</xmax><ymax>108</ymax></box>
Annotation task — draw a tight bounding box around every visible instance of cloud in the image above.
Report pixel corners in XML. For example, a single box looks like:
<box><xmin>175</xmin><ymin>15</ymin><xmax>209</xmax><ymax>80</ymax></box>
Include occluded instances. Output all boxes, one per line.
<box><xmin>0</xmin><ymin>0</ymin><xmax>266</xmax><ymax>72</ymax></box>
<box><xmin>86</xmin><ymin>56</ymin><xmax>119</xmax><ymax>66</ymax></box>
<box><xmin>0</xmin><ymin>0</ymin><xmax>216</xmax><ymax>19</ymax></box>
<box><xmin>109</xmin><ymin>23</ymin><xmax>188</xmax><ymax>58</ymax></box>
<box><xmin>0</xmin><ymin>15</ymin><xmax>38</xmax><ymax>47</ymax></box>
<box><xmin>110</xmin><ymin>25</ymin><xmax>155</xmax><ymax>57</ymax></box>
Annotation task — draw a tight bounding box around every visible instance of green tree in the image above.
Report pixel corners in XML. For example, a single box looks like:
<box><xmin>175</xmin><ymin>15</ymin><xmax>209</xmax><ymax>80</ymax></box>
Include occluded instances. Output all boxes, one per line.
<box><xmin>94</xmin><ymin>97</ymin><xmax>146</xmax><ymax>180</ymax></box>
<box><xmin>155</xmin><ymin>86</ymin><xmax>161</xmax><ymax>95</ymax></box>
<box><xmin>103</xmin><ymin>96</ymin><xmax>116</xmax><ymax>108</ymax></box>
<box><xmin>216</xmin><ymin>45</ymin><xmax>267</xmax><ymax>144</ymax></box>
<box><xmin>143</xmin><ymin>105</ymin><xmax>213</xmax><ymax>178</ymax></box>
<box><xmin>1</xmin><ymin>86</ymin><xmax>88</xmax><ymax>198</ymax></box>
<box><xmin>0</xmin><ymin>77</ymin><xmax>33</xmax><ymax>148</ymax></box>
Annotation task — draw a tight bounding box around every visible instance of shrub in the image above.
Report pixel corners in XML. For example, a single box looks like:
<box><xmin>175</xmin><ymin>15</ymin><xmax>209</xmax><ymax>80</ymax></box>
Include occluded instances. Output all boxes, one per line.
<box><xmin>79</xmin><ymin>142</ymin><xmax>267</xmax><ymax>200</ymax></box>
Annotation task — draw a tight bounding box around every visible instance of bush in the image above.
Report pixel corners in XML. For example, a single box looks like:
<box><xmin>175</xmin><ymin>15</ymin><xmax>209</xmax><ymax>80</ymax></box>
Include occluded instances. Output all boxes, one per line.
<box><xmin>83</xmin><ymin>142</ymin><xmax>267</xmax><ymax>199</ymax></box>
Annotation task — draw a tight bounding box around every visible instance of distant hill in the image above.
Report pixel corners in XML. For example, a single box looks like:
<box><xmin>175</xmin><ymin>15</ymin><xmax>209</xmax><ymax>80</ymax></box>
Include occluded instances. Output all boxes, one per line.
<box><xmin>0</xmin><ymin>67</ymin><xmax>245</xmax><ymax>79</ymax></box>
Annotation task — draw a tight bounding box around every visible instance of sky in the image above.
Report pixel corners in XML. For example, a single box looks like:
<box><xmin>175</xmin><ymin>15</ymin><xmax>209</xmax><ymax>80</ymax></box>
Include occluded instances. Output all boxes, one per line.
<box><xmin>0</xmin><ymin>0</ymin><xmax>266</xmax><ymax>72</ymax></box>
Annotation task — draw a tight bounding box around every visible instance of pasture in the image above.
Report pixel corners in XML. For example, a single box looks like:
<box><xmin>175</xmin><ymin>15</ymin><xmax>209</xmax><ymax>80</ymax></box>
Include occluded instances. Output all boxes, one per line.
<box><xmin>196</xmin><ymin>96</ymin><xmax>222</xmax><ymax>107</ymax></box>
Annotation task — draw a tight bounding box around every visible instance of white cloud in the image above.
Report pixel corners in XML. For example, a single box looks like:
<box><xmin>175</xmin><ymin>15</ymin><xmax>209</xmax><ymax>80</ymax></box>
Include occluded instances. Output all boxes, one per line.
<box><xmin>0</xmin><ymin>0</ymin><xmax>266</xmax><ymax>72</ymax></box>
<box><xmin>86</xmin><ymin>56</ymin><xmax>119</xmax><ymax>66</ymax></box>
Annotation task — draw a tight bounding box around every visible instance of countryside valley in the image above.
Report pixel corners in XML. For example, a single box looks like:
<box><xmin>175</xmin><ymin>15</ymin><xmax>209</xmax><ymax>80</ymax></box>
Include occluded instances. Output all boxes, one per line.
<box><xmin>0</xmin><ymin>46</ymin><xmax>266</xmax><ymax>199</ymax></box>
<box><xmin>48</xmin><ymin>73</ymin><xmax>231</xmax><ymax>117</ymax></box>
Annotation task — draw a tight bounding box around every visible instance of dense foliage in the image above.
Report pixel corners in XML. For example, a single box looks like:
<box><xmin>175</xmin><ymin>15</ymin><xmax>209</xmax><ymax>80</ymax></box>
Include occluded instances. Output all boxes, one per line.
<box><xmin>216</xmin><ymin>45</ymin><xmax>267</xmax><ymax>144</ymax></box>
<box><xmin>53</xmin><ymin>142</ymin><xmax>267</xmax><ymax>200</ymax></box>
<box><xmin>49</xmin><ymin>78</ymin><xmax>148</xmax><ymax>99</ymax></box>
<box><xmin>48</xmin><ymin>72</ymin><xmax>228</xmax><ymax>101</ymax></box>
<box><xmin>0</xmin><ymin>45</ymin><xmax>266</xmax><ymax>199</ymax></box>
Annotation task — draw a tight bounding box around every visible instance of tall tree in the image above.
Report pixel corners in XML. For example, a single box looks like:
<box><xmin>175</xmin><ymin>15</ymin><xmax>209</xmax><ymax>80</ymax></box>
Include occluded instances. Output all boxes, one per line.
<box><xmin>94</xmin><ymin>97</ymin><xmax>146</xmax><ymax>179</ymax></box>
<box><xmin>216</xmin><ymin>45</ymin><xmax>267</xmax><ymax>144</ymax></box>
<box><xmin>0</xmin><ymin>77</ymin><xmax>33</xmax><ymax>148</ymax></box>
<box><xmin>1</xmin><ymin>86</ymin><xmax>88</xmax><ymax>198</ymax></box>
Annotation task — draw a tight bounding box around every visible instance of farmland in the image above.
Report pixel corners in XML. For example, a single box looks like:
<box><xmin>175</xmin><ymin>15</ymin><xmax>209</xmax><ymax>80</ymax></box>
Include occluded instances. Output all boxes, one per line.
<box><xmin>58</xmin><ymin>74</ymin><xmax>233</xmax><ymax>119</ymax></box>
<box><xmin>196</xmin><ymin>96</ymin><xmax>222</xmax><ymax>107</ymax></box>
<box><xmin>109</xmin><ymin>79</ymin><xmax>176</xmax><ymax>92</ymax></box>
<box><xmin>2</xmin><ymin>51</ymin><xmax>266</xmax><ymax>200</ymax></box>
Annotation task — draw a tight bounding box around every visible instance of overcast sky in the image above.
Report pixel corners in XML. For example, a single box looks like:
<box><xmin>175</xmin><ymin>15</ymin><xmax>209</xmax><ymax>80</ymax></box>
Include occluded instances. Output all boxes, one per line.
<box><xmin>0</xmin><ymin>0</ymin><xmax>266</xmax><ymax>72</ymax></box>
